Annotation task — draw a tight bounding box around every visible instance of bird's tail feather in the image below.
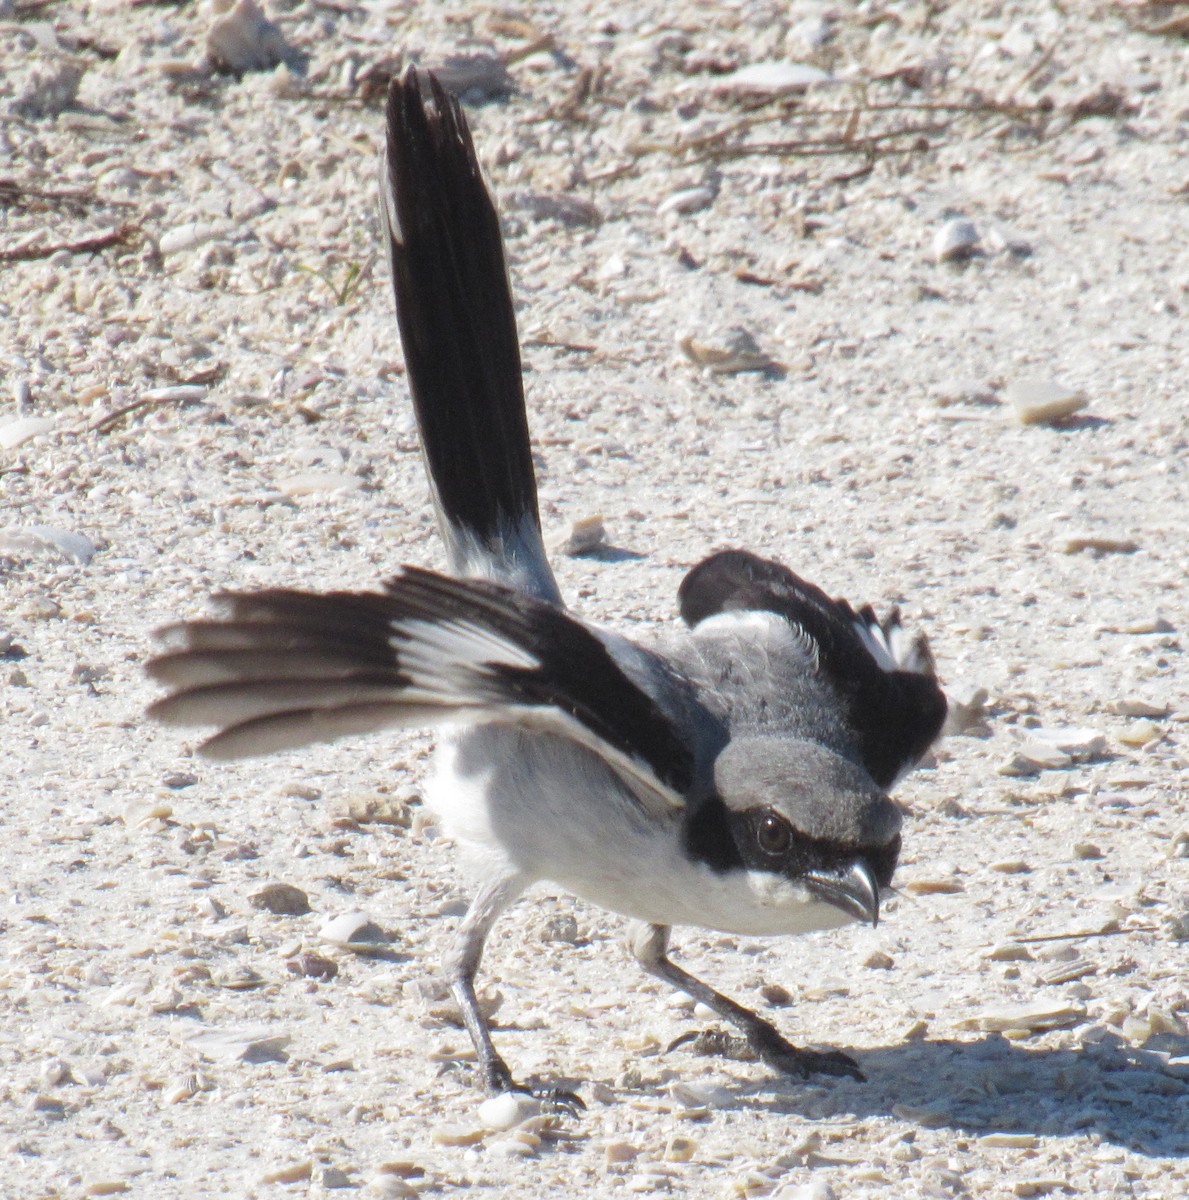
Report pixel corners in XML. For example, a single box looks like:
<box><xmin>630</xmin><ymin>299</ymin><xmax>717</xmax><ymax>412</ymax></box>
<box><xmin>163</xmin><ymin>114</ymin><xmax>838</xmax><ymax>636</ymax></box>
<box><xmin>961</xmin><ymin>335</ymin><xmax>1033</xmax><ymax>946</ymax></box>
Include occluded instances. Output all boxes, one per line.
<box><xmin>381</xmin><ymin>68</ymin><xmax>560</xmax><ymax>604</ymax></box>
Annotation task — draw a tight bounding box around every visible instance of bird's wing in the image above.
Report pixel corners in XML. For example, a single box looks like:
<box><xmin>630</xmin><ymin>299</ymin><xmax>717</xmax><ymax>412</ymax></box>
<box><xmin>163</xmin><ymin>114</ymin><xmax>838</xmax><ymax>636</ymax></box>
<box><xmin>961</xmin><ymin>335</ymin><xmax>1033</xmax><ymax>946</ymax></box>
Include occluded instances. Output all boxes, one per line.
<box><xmin>149</xmin><ymin>565</ymin><xmax>694</xmax><ymax>819</ymax></box>
<box><xmin>677</xmin><ymin>549</ymin><xmax>946</xmax><ymax>788</ymax></box>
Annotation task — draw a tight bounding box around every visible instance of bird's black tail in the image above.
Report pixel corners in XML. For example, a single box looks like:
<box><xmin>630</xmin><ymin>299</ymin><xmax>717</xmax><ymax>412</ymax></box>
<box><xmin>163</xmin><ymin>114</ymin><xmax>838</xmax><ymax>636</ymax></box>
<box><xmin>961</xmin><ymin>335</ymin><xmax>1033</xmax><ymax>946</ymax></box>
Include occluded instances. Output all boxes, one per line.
<box><xmin>381</xmin><ymin>69</ymin><xmax>560</xmax><ymax>604</ymax></box>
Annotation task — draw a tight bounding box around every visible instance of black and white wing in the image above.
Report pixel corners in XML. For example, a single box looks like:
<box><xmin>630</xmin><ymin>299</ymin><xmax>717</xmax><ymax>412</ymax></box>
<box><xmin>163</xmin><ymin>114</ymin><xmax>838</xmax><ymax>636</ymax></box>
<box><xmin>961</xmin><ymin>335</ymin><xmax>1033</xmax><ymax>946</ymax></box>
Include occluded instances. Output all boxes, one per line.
<box><xmin>149</xmin><ymin>565</ymin><xmax>695</xmax><ymax>817</ymax></box>
<box><xmin>677</xmin><ymin>549</ymin><xmax>946</xmax><ymax>788</ymax></box>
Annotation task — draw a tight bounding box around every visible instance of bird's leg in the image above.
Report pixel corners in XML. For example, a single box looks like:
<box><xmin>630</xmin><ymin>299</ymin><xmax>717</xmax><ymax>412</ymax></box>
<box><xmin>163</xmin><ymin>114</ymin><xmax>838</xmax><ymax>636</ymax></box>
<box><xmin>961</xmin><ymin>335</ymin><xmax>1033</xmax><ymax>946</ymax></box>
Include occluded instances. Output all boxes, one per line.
<box><xmin>445</xmin><ymin>874</ymin><xmax>584</xmax><ymax>1112</ymax></box>
<box><xmin>629</xmin><ymin>921</ymin><xmax>864</xmax><ymax>1082</ymax></box>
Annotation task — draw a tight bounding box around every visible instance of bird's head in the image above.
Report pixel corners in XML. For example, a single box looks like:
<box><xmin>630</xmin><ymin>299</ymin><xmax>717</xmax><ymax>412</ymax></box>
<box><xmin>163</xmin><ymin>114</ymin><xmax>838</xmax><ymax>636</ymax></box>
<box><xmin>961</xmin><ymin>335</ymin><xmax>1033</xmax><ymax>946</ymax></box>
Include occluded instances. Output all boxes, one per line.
<box><xmin>687</xmin><ymin>736</ymin><xmax>902</xmax><ymax>934</ymax></box>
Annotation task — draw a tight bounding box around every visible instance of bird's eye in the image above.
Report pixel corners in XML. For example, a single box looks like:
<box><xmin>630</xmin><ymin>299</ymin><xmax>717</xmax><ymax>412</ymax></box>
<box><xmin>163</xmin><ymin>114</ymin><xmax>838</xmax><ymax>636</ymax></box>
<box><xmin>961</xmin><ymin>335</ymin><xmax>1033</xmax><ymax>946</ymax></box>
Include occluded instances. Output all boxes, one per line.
<box><xmin>756</xmin><ymin>811</ymin><xmax>792</xmax><ymax>856</ymax></box>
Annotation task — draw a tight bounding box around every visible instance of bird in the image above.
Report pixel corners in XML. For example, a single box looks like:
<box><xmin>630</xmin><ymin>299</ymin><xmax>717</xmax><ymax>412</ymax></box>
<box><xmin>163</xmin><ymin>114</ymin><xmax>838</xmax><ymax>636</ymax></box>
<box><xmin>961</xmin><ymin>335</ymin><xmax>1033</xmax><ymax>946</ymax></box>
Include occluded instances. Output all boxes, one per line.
<box><xmin>147</xmin><ymin>68</ymin><xmax>947</xmax><ymax>1107</ymax></box>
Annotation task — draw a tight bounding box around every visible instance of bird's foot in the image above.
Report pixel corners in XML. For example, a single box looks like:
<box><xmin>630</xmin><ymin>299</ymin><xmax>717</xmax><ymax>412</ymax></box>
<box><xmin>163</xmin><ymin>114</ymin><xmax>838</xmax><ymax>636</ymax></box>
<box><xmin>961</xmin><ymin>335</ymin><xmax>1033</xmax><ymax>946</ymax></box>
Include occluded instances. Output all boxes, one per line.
<box><xmin>668</xmin><ymin>1025</ymin><xmax>864</xmax><ymax>1082</ymax></box>
<box><xmin>483</xmin><ymin>1061</ymin><xmax>585</xmax><ymax>1116</ymax></box>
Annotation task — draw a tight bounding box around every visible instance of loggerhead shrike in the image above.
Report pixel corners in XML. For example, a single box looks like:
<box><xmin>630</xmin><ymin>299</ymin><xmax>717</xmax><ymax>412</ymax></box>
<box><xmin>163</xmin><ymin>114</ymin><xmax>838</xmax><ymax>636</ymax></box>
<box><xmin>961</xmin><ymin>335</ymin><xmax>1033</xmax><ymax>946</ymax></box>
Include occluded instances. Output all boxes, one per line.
<box><xmin>148</xmin><ymin>69</ymin><xmax>947</xmax><ymax>1106</ymax></box>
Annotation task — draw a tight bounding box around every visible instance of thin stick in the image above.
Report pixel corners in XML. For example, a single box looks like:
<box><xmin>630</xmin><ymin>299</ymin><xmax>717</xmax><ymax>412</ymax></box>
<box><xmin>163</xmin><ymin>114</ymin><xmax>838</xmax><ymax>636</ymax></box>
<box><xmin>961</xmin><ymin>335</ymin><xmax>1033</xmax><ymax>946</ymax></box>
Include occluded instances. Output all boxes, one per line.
<box><xmin>0</xmin><ymin>223</ymin><xmax>137</xmax><ymax>264</ymax></box>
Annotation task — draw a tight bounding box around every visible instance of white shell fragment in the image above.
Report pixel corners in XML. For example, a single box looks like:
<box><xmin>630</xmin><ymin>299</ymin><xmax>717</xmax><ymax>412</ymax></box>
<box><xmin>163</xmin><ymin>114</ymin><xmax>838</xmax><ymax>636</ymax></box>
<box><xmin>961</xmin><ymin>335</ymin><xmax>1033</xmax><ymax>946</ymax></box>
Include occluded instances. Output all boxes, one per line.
<box><xmin>183</xmin><ymin>1025</ymin><xmax>292</xmax><ymax>1062</ymax></box>
<box><xmin>933</xmin><ymin>218</ymin><xmax>981</xmax><ymax>264</ymax></box>
<box><xmin>427</xmin><ymin>53</ymin><xmax>514</xmax><ymax>101</ymax></box>
<box><xmin>716</xmin><ymin>62</ymin><xmax>833</xmax><ymax>96</ymax></box>
<box><xmin>206</xmin><ymin>0</ymin><xmax>296</xmax><ymax>75</ymax></box>
<box><xmin>658</xmin><ymin>187</ymin><xmax>716</xmax><ymax>216</ymax></box>
<box><xmin>275</xmin><ymin>470</ymin><xmax>364</xmax><ymax>496</ymax></box>
<box><xmin>678</xmin><ymin>326</ymin><xmax>778</xmax><ymax>373</ymax></box>
<box><xmin>430</xmin><ymin>1124</ymin><xmax>486</xmax><ymax>1147</ymax></box>
<box><xmin>552</xmin><ymin>514</ymin><xmax>607</xmax><ymax>556</ymax></box>
<box><xmin>1007</xmin><ymin>379</ymin><xmax>1088</xmax><ymax>425</ymax></box>
<box><xmin>0</xmin><ymin>526</ymin><xmax>96</xmax><ymax>564</ymax></box>
<box><xmin>958</xmin><ymin>1002</ymin><xmax>1085</xmax><ymax>1033</ymax></box>
<box><xmin>319</xmin><ymin>910</ymin><xmax>387</xmax><ymax>950</ymax></box>
<box><xmin>0</xmin><ymin>415</ymin><xmax>55</xmax><ymax>450</ymax></box>
<box><xmin>478</xmin><ymin>1092</ymin><xmax>540</xmax><ymax>1131</ymax></box>
<box><xmin>1028</xmin><ymin>727</ymin><xmax>1108</xmax><ymax>760</ymax></box>
<box><xmin>997</xmin><ymin>739</ymin><xmax>1073</xmax><ymax>775</ymax></box>
<box><xmin>158</xmin><ymin>221</ymin><xmax>235</xmax><ymax>257</ymax></box>
<box><xmin>12</xmin><ymin>59</ymin><xmax>84</xmax><ymax>119</ymax></box>
<box><xmin>260</xmin><ymin>1160</ymin><xmax>313</xmax><ymax>1185</ymax></box>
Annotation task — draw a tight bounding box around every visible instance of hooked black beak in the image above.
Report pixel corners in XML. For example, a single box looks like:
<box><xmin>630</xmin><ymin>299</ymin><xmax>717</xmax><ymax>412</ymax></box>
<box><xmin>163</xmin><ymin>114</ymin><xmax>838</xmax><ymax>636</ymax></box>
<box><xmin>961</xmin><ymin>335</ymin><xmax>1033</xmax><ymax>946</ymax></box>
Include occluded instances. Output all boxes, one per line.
<box><xmin>806</xmin><ymin>859</ymin><xmax>881</xmax><ymax>927</ymax></box>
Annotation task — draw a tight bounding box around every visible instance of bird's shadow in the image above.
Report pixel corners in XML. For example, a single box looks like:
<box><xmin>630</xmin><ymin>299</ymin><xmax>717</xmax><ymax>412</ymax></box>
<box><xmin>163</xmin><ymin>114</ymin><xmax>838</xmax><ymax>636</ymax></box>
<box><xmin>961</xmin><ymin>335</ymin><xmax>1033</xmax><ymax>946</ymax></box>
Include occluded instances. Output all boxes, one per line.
<box><xmin>726</xmin><ymin>1034</ymin><xmax>1189</xmax><ymax>1158</ymax></box>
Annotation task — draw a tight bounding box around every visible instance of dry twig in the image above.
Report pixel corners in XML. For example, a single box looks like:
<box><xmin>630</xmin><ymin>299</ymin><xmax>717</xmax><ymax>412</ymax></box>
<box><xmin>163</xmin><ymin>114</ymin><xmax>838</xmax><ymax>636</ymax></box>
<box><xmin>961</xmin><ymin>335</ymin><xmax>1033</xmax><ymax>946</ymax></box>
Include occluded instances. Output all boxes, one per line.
<box><xmin>0</xmin><ymin>223</ymin><xmax>138</xmax><ymax>265</ymax></box>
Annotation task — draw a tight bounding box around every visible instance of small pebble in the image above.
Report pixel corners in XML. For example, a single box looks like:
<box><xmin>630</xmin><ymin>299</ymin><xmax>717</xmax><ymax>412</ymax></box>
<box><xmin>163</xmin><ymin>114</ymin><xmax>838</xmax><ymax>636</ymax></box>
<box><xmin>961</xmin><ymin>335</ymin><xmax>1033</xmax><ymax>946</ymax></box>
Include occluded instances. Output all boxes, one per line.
<box><xmin>986</xmin><ymin>942</ymin><xmax>1033</xmax><ymax>962</ymax></box>
<box><xmin>989</xmin><ymin>860</ymin><xmax>1031</xmax><ymax>875</ymax></box>
<box><xmin>984</xmin><ymin>224</ymin><xmax>1034</xmax><ymax>257</ymax></box>
<box><xmin>1013</xmin><ymin>1179</ymin><xmax>1068</xmax><ymax>1197</ymax></box>
<box><xmin>30</xmin><ymin>1093</ymin><xmax>67</xmax><ymax>1118</ymax></box>
<box><xmin>605</xmin><ymin>1141</ymin><xmax>641</xmax><ymax>1165</ymax></box>
<box><xmin>369</xmin><ymin>1178</ymin><xmax>417</xmax><ymax>1199</ymax></box>
<box><xmin>319</xmin><ymin>910</ymin><xmax>387</xmax><ymax>950</ymax></box>
<box><xmin>760</xmin><ymin>982</ymin><xmax>791</xmax><ymax>1006</ymax></box>
<box><xmin>1117</xmin><ymin>720</ymin><xmax>1161</xmax><ymax>747</ymax></box>
<box><xmin>286</xmin><ymin>951</ymin><xmax>338</xmax><ymax>980</ymax></box>
<box><xmin>1008</xmin><ymin>379</ymin><xmax>1088</xmax><ymax>425</ymax></box>
<box><xmin>1112</xmin><ymin>698</ymin><xmax>1168</xmax><ymax>718</ymax></box>
<box><xmin>342</xmin><ymin>793</ymin><xmax>412</xmax><ymax>826</ymax></box>
<box><xmin>663</xmin><ymin>1136</ymin><xmax>697</xmax><ymax>1163</ymax></box>
<box><xmin>249</xmin><ymin>882</ymin><xmax>311</xmax><ymax>916</ymax></box>
<box><xmin>902</xmin><ymin>877</ymin><xmax>965</xmax><ymax>896</ymax></box>
<box><xmin>552</xmin><ymin>514</ymin><xmax>607</xmax><ymax>556</ymax></box>
<box><xmin>40</xmin><ymin>1059</ymin><xmax>70</xmax><ymax>1087</ymax></box>
<box><xmin>537</xmin><ymin>913</ymin><xmax>583</xmax><ymax>944</ymax></box>
<box><xmin>864</xmin><ymin>950</ymin><xmax>895</xmax><ymax>969</ymax></box>
<box><xmin>429</xmin><ymin>51</ymin><xmax>513</xmax><ymax>101</ymax></box>
<box><xmin>1072</xmin><ymin>842</ymin><xmax>1103</xmax><ymax>860</ymax></box>
<box><xmin>508</xmin><ymin>191</ymin><xmax>603</xmax><ymax>227</ymax></box>
<box><xmin>430</xmin><ymin>1124</ymin><xmax>486</xmax><ymax>1147</ymax></box>
<box><xmin>488</xmin><ymin>1136</ymin><xmax>536</xmax><ymax>1158</ymax></box>
<box><xmin>22</xmin><ymin>595</ymin><xmax>61</xmax><ymax>620</ymax></box>
<box><xmin>933</xmin><ymin>218</ymin><xmax>981</xmax><ymax>264</ymax></box>
<box><xmin>478</xmin><ymin>1092</ymin><xmax>539</xmax><ymax>1131</ymax></box>
<box><xmin>776</xmin><ymin>1182</ymin><xmax>837</xmax><ymax>1200</ymax></box>
<box><xmin>1061</xmin><ymin>534</ymin><xmax>1139</xmax><ymax>556</ymax></box>
<box><xmin>260</xmin><ymin>1159</ymin><xmax>313</xmax><ymax>1185</ymax></box>
<box><xmin>943</xmin><ymin>683</ymin><xmax>991</xmax><ymax>735</ymax></box>
<box><xmin>1122</xmin><ymin>616</ymin><xmax>1175</xmax><ymax>634</ymax></box>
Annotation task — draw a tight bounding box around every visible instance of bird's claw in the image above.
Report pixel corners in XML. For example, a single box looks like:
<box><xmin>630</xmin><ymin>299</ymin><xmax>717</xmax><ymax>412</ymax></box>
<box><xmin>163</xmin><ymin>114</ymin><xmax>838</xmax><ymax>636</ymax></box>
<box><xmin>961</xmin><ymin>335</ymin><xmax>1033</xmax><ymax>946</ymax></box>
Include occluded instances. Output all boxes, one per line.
<box><xmin>668</xmin><ymin>1026</ymin><xmax>864</xmax><ymax>1082</ymax></box>
<box><xmin>483</xmin><ymin>1063</ymin><xmax>585</xmax><ymax>1115</ymax></box>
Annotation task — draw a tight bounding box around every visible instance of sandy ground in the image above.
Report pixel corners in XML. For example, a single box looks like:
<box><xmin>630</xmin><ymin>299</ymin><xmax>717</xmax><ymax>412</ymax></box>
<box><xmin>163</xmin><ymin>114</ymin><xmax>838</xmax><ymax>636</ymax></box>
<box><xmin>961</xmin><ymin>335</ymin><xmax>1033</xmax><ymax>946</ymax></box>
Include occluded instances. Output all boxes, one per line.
<box><xmin>1</xmin><ymin>2</ymin><xmax>1187</xmax><ymax>1197</ymax></box>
